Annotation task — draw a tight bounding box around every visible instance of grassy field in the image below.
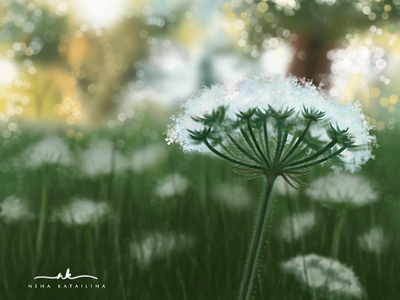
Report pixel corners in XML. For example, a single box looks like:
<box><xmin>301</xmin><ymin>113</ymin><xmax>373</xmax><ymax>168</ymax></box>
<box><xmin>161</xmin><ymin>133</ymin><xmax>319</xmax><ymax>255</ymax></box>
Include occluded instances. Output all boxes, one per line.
<box><xmin>0</xmin><ymin>112</ymin><xmax>399</xmax><ymax>300</ymax></box>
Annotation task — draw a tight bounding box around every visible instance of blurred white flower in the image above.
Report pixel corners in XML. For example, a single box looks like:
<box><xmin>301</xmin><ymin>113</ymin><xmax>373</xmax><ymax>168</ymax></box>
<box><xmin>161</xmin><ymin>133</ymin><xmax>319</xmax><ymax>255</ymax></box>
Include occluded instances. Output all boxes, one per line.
<box><xmin>213</xmin><ymin>183</ymin><xmax>253</xmax><ymax>209</ymax></box>
<box><xmin>305</xmin><ymin>173</ymin><xmax>378</xmax><ymax>209</ymax></box>
<box><xmin>24</xmin><ymin>136</ymin><xmax>72</xmax><ymax>169</ymax></box>
<box><xmin>358</xmin><ymin>227</ymin><xmax>390</xmax><ymax>255</ymax></box>
<box><xmin>281</xmin><ymin>254</ymin><xmax>364</xmax><ymax>299</ymax></box>
<box><xmin>59</xmin><ymin>198</ymin><xmax>111</xmax><ymax>226</ymax></box>
<box><xmin>166</xmin><ymin>74</ymin><xmax>375</xmax><ymax>171</ymax></box>
<box><xmin>155</xmin><ymin>173</ymin><xmax>189</xmax><ymax>199</ymax></box>
<box><xmin>273</xmin><ymin>176</ymin><xmax>297</xmax><ymax>196</ymax></box>
<box><xmin>130</xmin><ymin>232</ymin><xmax>194</xmax><ymax>268</ymax></box>
<box><xmin>279</xmin><ymin>211</ymin><xmax>315</xmax><ymax>243</ymax></box>
<box><xmin>0</xmin><ymin>195</ymin><xmax>29</xmax><ymax>223</ymax></box>
<box><xmin>79</xmin><ymin>140</ymin><xmax>127</xmax><ymax>178</ymax></box>
<box><xmin>130</xmin><ymin>143</ymin><xmax>167</xmax><ymax>173</ymax></box>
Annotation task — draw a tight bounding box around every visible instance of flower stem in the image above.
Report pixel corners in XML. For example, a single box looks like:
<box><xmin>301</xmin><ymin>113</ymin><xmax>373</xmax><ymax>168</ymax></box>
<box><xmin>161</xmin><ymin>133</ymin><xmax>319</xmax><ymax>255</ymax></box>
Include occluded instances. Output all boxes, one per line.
<box><xmin>246</xmin><ymin>119</ymin><xmax>270</xmax><ymax>167</ymax></box>
<box><xmin>226</xmin><ymin>133</ymin><xmax>262</xmax><ymax>164</ymax></box>
<box><xmin>262</xmin><ymin>121</ymin><xmax>272</xmax><ymax>162</ymax></box>
<box><xmin>204</xmin><ymin>139</ymin><xmax>265</xmax><ymax>170</ymax></box>
<box><xmin>239</xmin><ymin>176</ymin><xmax>277</xmax><ymax>300</ymax></box>
<box><xmin>86</xmin><ymin>227</ymin><xmax>96</xmax><ymax>275</ymax></box>
<box><xmin>35</xmin><ymin>174</ymin><xmax>48</xmax><ymax>262</ymax></box>
<box><xmin>280</xmin><ymin>120</ymin><xmax>312</xmax><ymax>165</ymax></box>
<box><xmin>331</xmin><ymin>210</ymin><xmax>346</xmax><ymax>259</ymax></box>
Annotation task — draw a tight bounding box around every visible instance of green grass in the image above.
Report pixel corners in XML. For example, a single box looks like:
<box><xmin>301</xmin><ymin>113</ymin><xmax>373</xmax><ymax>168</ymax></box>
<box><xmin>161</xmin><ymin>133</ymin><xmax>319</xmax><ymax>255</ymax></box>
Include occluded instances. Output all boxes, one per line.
<box><xmin>0</xmin><ymin>116</ymin><xmax>399</xmax><ymax>300</ymax></box>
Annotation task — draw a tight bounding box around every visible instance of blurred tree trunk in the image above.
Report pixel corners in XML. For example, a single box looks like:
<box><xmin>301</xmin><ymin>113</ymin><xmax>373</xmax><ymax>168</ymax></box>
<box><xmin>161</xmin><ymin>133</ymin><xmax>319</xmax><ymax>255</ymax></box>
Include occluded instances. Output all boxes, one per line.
<box><xmin>288</xmin><ymin>33</ymin><xmax>333</xmax><ymax>88</ymax></box>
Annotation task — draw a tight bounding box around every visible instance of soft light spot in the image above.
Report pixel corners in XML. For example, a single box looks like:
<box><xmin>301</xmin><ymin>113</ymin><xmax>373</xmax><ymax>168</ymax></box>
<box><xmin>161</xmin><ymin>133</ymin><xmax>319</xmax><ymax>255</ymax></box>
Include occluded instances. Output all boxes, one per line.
<box><xmin>370</xmin><ymin>88</ymin><xmax>380</xmax><ymax>98</ymax></box>
<box><xmin>389</xmin><ymin>94</ymin><xmax>398</xmax><ymax>104</ymax></box>
<box><xmin>67</xmin><ymin>129</ymin><xmax>75</xmax><ymax>138</ymax></box>
<box><xmin>75</xmin><ymin>132</ymin><xmax>83</xmax><ymax>140</ymax></box>
<box><xmin>257</xmin><ymin>2</ymin><xmax>268</xmax><ymax>13</ymax></box>
<box><xmin>234</xmin><ymin>19</ymin><xmax>245</xmax><ymax>30</ymax></box>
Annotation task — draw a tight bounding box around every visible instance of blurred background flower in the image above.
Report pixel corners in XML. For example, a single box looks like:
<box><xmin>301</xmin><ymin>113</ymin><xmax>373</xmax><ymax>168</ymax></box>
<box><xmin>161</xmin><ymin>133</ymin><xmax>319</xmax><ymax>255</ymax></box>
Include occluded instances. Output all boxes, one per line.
<box><xmin>0</xmin><ymin>195</ymin><xmax>29</xmax><ymax>223</ymax></box>
<box><xmin>58</xmin><ymin>197</ymin><xmax>111</xmax><ymax>226</ymax></box>
<box><xmin>278</xmin><ymin>211</ymin><xmax>315</xmax><ymax>243</ymax></box>
<box><xmin>358</xmin><ymin>226</ymin><xmax>390</xmax><ymax>255</ymax></box>
<box><xmin>281</xmin><ymin>253</ymin><xmax>364</xmax><ymax>299</ymax></box>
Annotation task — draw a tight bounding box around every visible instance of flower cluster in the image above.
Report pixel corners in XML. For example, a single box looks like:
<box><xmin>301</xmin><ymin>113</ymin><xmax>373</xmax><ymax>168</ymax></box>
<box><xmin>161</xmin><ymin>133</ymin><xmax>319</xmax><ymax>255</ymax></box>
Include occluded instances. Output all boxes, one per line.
<box><xmin>79</xmin><ymin>140</ymin><xmax>127</xmax><ymax>179</ymax></box>
<box><xmin>306</xmin><ymin>173</ymin><xmax>379</xmax><ymax>210</ymax></box>
<box><xmin>358</xmin><ymin>227</ymin><xmax>390</xmax><ymax>255</ymax></box>
<box><xmin>23</xmin><ymin>136</ymin><xmax>72</xmax><ymax>170</ymax></box>
<box><xmin>130</xmin><ymin>232</ymin><xmax>194</xmax><ymax>268</ymax></box>
<box><xmin>281</xmin><ymin>254</ymin><xmax>364</xmax><ymax>299</ymax></box>
<box><xmin>0</xmin><ymin>195</ymin><xmax>29</xmax><ymax>223</ymax></box>
<box><xmin>166</xmin><ymin>74</ymin><xmax>375</xmax><ymax>172</ymax></box>
<box><xmin>278</xmin><ymin>211</ymin><xmax>315</xmax><ymax>243</ymax></box>
<box><xmin>155</xmin><ymin>173</ymin><xmax>189</xmax><ymax>199</ymax></box>
<box><xmin>59</xmin><ymin>198</ymin><xmax>111</xmax><ymax>226</ymax></box>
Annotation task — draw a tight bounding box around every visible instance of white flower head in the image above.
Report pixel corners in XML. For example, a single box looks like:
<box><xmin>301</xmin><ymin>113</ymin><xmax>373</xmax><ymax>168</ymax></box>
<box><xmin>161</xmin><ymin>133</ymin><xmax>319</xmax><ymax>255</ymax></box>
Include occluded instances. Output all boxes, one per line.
<box><xmin>59</xmin><ymin>198</ymin><xmax>111</xmax><ymax>226</ymax></box>
<box><xmin>130</xmin><ymin>232</ymin><xmax>194</xmax><ymax>269</ymax></box>
<box><xmin>281</xmin><ymin>254</ymin><xmax>364</xmax><ymax>299</ymax></box>
<box><xmin>79</xmin><ymin>140</ymin><xmax>127</xmax><ymax>178</ymax></box>
<box><xmin>358</xmin><ymin>226</ymin><xmax>390</xmax><ymax>255</ymax></box>
<box><xmin>130</xmin><ymin>143</ymin><xmax>167</xmax><ymax>173</ymax></box>
<box><xmin>24</xmin><ymin>136</ymin><xmax>72</xmax><ymax>170</ymax></box>
<box><xmin>166</xmin><ymin>74</ymin><xmax>375</xmax><ymax>172</ymax></box>
<box><xmin>213</xmin><ymin>183</ymin><xmax>253</xmax><ymax>209</ymax></box>
<box><xmin>279</xmin><ymin>211</ymin><xmax>315</xmax><ymax>243</ymax></box>
<box><xmin>305</xmin><ymin>173</ymin><xmax>379</xmax><ymax>210</ymax></box>
<box><xmin>155</xmin><ymin>173</ymin><xmax>189</xmax><ymax>199</ymax></box>
<box><xmin>0</xmin><ymin>195</ymin><xmax>29</xmax><ymax>223</ymax></box>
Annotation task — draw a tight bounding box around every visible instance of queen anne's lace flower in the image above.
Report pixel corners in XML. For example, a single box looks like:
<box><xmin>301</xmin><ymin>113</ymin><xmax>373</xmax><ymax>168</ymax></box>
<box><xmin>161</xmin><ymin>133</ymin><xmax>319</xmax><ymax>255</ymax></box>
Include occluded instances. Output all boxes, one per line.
<box><xmin>0</xmin><ymin>195</ymin><xmax>29</xmax><ymax>223</ymax></box>
<box><xmin>79</xmin><ymin>141</ymin><xmax>127</xmax><ymax>178</ymax></box>
<box><xmin>166</xmin><ymin>74</ymin><xmax>375</xmax><ymax>171</ymax></box>
<box><xmin>305</xmin><ymin>173</ymin><xmax>378</xmax><ymax>209</ymax></box>
<box><xmin>155</xmin><ymin>173</ymin><xmax>189</xmax><ymax>199</ymax></box>
<box><xmin>279</xmin><ymin>211</ymin><xmax>315</xmax><ymax>243</ymax></box>
<box><xmin>59</xmin><ymin>198</ymin><xmax>110</xmax><ymax>226</ymax></box>
<box><xmin>130</xmin><ymin>143</ymin><xmax>167</xmax><ymax>173</ymax></box>
<box><xmin>358</xmin><ymin>227</ymin><xmax>390</xmax><ymax>255</ymax></box>
<box><xmin>24</xmin><ymin>136</ymin><xmax>72</xmax><ymax>169</ymax></box>
<box><xmin>213</xmin><ymin>183</ymin><xmax>253</xmax><ymax>209</ymax></box>
<box><xmin>281</xmin><ymin>254</ymin><xmax>364</xmax><ymax>299</ymax></box>
<box><xmin>130</xmin><ymin>232</ymin><xmax>194</xmax><ymax>268</ymax></box>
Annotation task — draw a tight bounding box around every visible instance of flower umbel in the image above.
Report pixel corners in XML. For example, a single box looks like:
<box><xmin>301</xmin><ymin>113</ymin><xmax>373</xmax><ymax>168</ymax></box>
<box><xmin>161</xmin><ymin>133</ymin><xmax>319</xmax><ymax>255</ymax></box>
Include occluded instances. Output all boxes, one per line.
<box><xmin>281</xmin><ymin>254</ymin><xmax>364</xmax><ymax>299</ymax></box>
<box><xmin>306</xmin><ymin>172</ymin><xmax>379</xmax><ymax>210</ymax></box>
<box><xmin>165</xmin><ymin>74</ymin><xmax>375</xmax><ymax>300</ymax></box>
<box><xmin>279</xmin><ymin>211</ymin><xmax>315</xmax><ymax>243</ymax></box>
<box><xmin>0</xmin><ymin>195</ymin><xmax>29</xmax><ymax>223</ymax></box>
<box><xmin>59</xmin><ymin>198</ymin><xmax>111</xmax><ymax>226</ymax></box>
<box><xmin>358</xmin><ymin>226</ymin><xmax>390</xmax><ymax>255</ymax></box>
<box><xmin>23</xmin><ymin>136</ymin><xmax>72</xmax><ymax>170</ymax></box>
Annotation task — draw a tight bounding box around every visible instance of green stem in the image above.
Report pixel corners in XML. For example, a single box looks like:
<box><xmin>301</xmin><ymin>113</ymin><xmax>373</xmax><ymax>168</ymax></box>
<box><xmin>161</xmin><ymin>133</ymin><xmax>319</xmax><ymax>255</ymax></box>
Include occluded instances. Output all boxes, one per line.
<box><xmin>283</xmin><ymin>146</ymin><xmax>347</xmax><ymax>172</ymax></box>
<box><xmin>284</xmin><ymin>140</ymin><xmax>337</xmax><ymax>169</ymax></box>
<box><xmin>331</xmin><ymin>210</ymin><xmax>346</xmax><ymax>259</ymax></box>
<box><xmin>276</xmin><ymin>130</ymin><xmax>288</xmax><ymax>165</ymax></box>
<box><xmin>263</xmin><ymin>121</ymin><xmax>272</xmax><ymax>162</ymax></box>
<box><xmin>280</xmin><ymin>120</ymin><xmax>312</xmax><ymax>165</ymax></box>
<box><xmin>247</xmin><ymin>119</ymin><xmax>270</xmax><ymax>167</ymax></box>
<box><xmin>226</xmin><ymin>133</ymin><xmax>262</xmax><ymax>164</ymax></box>
<box><xmin>86</xmin><ymin>227</ymin><xmax>96</xmax><ymax>275</ymax></box>
<box><xmin>36</xmin><ymin>174</ymin><xmax>48</xmax><ymax>262</ymax></box>
<box><xmin>204</xmin><ymin>139</ymin><xmax>265</xmax><ymax>171</ymax></box>
<box><xmin>238</xmin><ymin>176</ymin><xmax>277</xmax><ymax>300</ymax></box>
<box><xmin>240</xmin><ymin>128</ymin><xmax>263</xmax><ymax>162</ymax></box>
<box><xmin>273</xmin><ymin>119</ymin><xmax>282</xmax><ymax>168</ymax></box>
